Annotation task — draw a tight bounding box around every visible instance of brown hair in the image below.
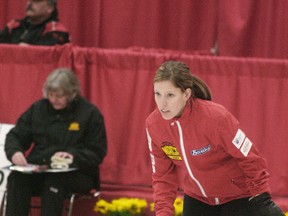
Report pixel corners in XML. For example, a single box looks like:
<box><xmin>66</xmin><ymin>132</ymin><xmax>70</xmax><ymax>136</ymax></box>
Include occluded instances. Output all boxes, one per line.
<box><xmin>154</xmin><ymin>60</ymin><xmax>212</xmax><ymax>100</ymax></box>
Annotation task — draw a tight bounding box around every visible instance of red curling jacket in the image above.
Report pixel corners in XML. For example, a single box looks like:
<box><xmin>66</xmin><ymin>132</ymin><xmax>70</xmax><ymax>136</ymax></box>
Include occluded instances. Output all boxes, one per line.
<box><xmin>145</xmin><ymin>99</ymin><xmax>270</xmax><ymax>216</ymax></box>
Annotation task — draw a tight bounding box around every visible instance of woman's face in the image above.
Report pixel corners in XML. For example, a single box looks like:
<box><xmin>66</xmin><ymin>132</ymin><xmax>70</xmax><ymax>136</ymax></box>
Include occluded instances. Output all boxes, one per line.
<box><xmin>47</xmin><ymin>90</ymin><xmax>69</xmax><ymax>110</ymax></box>
<box><xmin>154</xmin><ymin>80</ymin><xmax>191</xmax><ymax>120</ymax></box>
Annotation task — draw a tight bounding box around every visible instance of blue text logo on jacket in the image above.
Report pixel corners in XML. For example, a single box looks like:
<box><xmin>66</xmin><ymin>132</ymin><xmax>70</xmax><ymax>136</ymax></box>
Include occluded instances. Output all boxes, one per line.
<box><xmin>191</xmin><ymin>145</ymin><xmax>211</xmax><ymax>156</ymax></box>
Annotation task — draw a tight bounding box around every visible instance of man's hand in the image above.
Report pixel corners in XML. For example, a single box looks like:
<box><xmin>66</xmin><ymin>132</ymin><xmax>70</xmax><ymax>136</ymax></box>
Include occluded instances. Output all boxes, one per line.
<box><xmin>11</xmin><ymin>151</ymin><xmax>27</xmax><ymax>166</ymax></box>
<box><xmin>53</xmin><ymin>151</ymin><xmax>73</xmax><ymax>160</ymax></box>
<box><xmin>18</xmin><ymin>42</ymin><xmax>29</xmax><ymax>46</ymax></box>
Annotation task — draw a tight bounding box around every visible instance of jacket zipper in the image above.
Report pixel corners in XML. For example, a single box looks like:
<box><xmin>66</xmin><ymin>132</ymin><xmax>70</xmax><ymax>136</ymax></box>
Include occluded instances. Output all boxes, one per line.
<box><xmin>174</xmin><ymin>121</ymin><xmax>221</xmax><ymax>205</ymax></box>
<box><xmin>146</xmin><ymin>129</ymin><xmax>156</xmax><ymax>173</ymax></box>
<box><xmin>173</xmin><ymin>121</ymin><xmax>207</xmax><ymax>198</ymax></box>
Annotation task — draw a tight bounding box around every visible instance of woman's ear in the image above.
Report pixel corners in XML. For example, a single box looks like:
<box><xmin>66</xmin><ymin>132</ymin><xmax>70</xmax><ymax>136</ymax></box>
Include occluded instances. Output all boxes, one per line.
<box><xmin>184</xmin><ymin>88</ymin><xmax>192</xmax><ymax>100</ymax></box>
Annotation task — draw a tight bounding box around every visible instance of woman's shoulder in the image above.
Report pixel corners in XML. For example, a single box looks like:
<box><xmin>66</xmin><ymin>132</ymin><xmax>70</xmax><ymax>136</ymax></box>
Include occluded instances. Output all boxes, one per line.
<box><xmin>190</xmin><ymin>99</ymin><xmax>239</xmax><ymax>127</ymax></box>
<box><xmin>194</xmin><ymin>99</ymin><xmax>230</xmax><ymax>116</ymax></box>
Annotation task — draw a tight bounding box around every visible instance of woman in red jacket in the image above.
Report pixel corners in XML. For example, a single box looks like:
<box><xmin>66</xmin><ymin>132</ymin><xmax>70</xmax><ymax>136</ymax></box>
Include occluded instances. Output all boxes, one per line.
<box><xmin>145</xmin><ymin>60</ymin><xmax>284</xmax><ymax>216</ymax></box>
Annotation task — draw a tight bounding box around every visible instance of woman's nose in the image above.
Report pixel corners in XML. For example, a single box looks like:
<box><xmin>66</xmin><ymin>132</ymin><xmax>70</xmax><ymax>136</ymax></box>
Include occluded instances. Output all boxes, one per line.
<box><xmin>160</xmin><ymin>98</ymin><xmax>167</xmax><ymax>107</ymax></box>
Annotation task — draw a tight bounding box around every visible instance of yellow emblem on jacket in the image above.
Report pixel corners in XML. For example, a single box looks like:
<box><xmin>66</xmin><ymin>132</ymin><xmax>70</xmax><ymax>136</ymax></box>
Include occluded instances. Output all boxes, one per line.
<box><xmin>68</xmin><ymin>122</ymin><xmax>80</xmax><ymax>131</ymax></box>
<box><xmin>162</xmin><ymin>145</ymin><xmax>182</xmax><ymax>160</ymax></box>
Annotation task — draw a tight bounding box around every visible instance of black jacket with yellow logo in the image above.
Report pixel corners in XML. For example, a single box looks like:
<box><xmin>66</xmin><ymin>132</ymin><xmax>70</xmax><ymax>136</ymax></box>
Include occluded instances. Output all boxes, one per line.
<box><xmin>5</xmin><ymin>96</ymin><xmax>107</xmax><ymax>178</ymax></box>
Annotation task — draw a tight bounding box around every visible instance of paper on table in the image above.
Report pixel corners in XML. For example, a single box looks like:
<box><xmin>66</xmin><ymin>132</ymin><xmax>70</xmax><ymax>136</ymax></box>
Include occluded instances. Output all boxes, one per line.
<box><xmin>9</xmin><ymin>164</ymin><xmax>77</xmax><ymax>173</ymax></box>
<box><xmin>44</xmin><ymin>167</ymin><xmax>77</xmax><ymax>172</ymax></box>
<box><xmin>9</xmin><ymin>164</ymin><xmax>47</xmax><ymax>173</ymax></box>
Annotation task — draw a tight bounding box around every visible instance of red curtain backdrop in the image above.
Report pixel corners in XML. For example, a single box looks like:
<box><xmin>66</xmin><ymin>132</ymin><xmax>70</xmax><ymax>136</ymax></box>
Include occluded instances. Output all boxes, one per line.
<box><xmin>0</xmin><ymin>45</ymin><xmax>287</xmax><ymax>206</ymax></box>
<box><xmin>218</xmin><ymin>0</ymin><xmax>288</xmax><ymax>58</ymax></box>
<box><xmin>2</xmin><ymin>0</ymin><xmax>287</xmax><ymax>58</ymax></box>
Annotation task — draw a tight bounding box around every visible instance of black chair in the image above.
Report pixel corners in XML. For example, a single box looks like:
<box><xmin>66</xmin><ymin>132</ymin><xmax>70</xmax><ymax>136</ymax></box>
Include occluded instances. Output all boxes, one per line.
<box><xmin>67</xmin><ymin>187</ymin><xmax>101</xmax><ymax>216</ymax></box>
<box><xmin>1</xmin><ymin>170</ymin><xmax>101</xmax><ymax>216</ymax></box>
<box><xmin>29</xmin><ymin>186</ymin><xmax>101</xmax><ymax>216</ymax></box>
<box><xmin>0</xmin><ymin>190</ymin><xmax>6</xmax><ymax>216</ymax></box>
<box><xmin>66</xmin><ymin>174</ymin><xmax>101</xmax><ymax>216</ymax></box>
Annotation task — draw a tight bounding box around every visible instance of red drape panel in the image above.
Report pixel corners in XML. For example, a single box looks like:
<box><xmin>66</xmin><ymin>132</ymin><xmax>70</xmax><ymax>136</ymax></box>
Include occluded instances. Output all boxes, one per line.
<box><xmin>95</xmin><ymin>0</ymin><xmax>217</xmax><ymax>50</ymax></box>
<box><xmin>57</xmin><ymin>1</ymin><xmax>102</xmax><ymax>47</ymax></box>
<box><xmin>0</xmin><ymin>44</ymin><xmax>72</xmax><ymax>123</ymax></box>
<box><xmin>218</xmin><ymin>0</ymin><xmax>288</xmax><ymax>58</ymax></box>
<box><xmin>0</xmin><ymin>45</ymin><xmax>287</xmax><ymax>208</ymax></box>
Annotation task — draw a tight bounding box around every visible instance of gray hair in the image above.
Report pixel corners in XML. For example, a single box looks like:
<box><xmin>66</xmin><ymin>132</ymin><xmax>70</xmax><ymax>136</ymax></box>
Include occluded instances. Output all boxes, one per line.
<box><xmin>43</xmin><ymin>68</ymin><xmax>81</xmax><ymax>101</ymax></box>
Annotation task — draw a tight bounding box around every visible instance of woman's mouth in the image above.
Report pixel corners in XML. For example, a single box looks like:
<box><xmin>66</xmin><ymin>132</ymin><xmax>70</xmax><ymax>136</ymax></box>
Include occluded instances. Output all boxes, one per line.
<box><xmin>161</xmin><ymin>109</ymin><xmax>169</xmax><ymax>113</ymax></box>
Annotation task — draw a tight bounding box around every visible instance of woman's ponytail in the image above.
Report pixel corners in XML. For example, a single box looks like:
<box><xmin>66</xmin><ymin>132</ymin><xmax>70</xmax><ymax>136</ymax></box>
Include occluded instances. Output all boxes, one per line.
<box><xmin>191</xmin><ymin>75</ymin><xmax>212</xmax><ymax>100</ymax></box>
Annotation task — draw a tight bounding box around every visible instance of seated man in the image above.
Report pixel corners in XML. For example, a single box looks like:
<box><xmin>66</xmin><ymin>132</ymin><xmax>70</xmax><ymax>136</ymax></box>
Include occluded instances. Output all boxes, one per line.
<box><xmin>0</xmin><ymin>0</ymin><xmax>70</xmax><ymax>45</ymax></box>
<box><xmin>4</xmin><ymin>68</ymin><xmax>107</xmax><ymax>216</ymax></box>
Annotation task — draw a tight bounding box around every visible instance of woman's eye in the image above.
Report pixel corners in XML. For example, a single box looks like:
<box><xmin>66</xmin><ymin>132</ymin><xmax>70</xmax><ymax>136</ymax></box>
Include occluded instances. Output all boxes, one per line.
<box><xmin>154</xmin><ymin>92</ymin><xmax>160</xmax><ymax>96</ymax></box>
<box><xmin>167</xmin><ymin>93</ymin><xmax>174</xmax><ymax>97</ymax></box>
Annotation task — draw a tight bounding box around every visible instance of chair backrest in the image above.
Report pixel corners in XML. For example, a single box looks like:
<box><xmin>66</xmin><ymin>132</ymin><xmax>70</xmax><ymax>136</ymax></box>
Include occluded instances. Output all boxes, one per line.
<box><xmin>0</xmin><ymin>123</ymin><xmax>14</xmax><ymax>213</ymax></box>
<box><xmin>0</xmin><ymin>123</ymin><xmax>14</xmax><ymax>170</ymax></box>
<box><xmin>0</xmin><ymin>123</ymin><xmax>14</xmax><ymax>147</ymax></box>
